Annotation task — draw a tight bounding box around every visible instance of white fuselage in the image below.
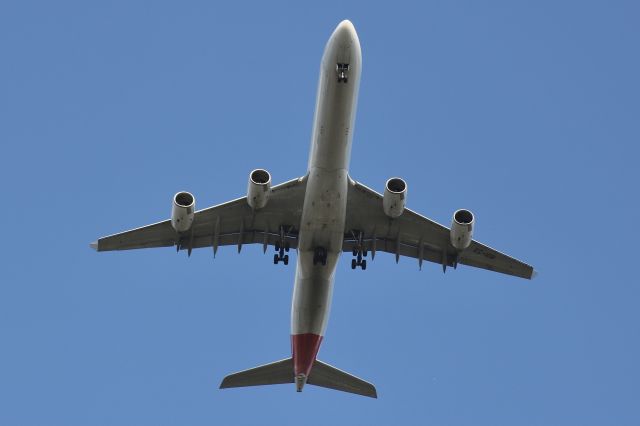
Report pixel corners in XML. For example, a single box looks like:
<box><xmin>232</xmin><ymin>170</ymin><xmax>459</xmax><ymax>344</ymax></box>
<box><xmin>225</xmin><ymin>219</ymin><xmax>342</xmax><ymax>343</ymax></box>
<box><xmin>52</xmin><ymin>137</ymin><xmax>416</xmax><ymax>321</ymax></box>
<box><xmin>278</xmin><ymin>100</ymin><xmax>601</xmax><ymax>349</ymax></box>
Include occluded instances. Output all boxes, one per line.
<box><xmin>290</xmin><ymin>21</ymin><xmax>362</xmax><ymax>378</ymax></box>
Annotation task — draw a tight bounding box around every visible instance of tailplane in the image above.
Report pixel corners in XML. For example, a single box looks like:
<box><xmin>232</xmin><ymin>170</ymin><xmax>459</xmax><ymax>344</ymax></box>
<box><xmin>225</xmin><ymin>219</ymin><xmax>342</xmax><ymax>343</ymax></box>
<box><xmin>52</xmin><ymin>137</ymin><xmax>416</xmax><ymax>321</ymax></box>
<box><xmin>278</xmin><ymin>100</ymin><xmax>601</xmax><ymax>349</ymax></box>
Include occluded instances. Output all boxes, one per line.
<box><xmin>219</xmin><ymin>358</ymin><xmax>377</xmax><ymax>398</ymax></box>
<box><xmin>307</xmin><ymin>359</ymin><xmax>377</xmax><ymax>398</ymax></box>
<box><xmin>219</xmin><ymin>358</ymin><xmax>294</xmax><ymax>388</ymax></box>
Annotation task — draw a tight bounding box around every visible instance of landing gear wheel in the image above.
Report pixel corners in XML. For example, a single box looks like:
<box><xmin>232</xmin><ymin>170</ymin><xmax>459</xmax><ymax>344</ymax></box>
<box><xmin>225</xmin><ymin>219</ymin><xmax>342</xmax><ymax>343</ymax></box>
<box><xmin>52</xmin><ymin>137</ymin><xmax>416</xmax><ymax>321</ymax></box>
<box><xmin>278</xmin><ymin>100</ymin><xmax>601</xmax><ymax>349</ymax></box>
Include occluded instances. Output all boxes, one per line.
<box><xmin>273</xmin><ymin>254</ymin><xmax>279</xmax><ymax>264</ymax></box>
<box><xmin>275</xmin><ymin>241</ymin><xmax>280</xmax><ymax>251</ymax></box>
<box><xmin>284</xmin><ymin>255</ymin><xmax>289</xmax><ymax>266</ymax></box>
<box><xmin>351</xmin><ymin>259</ymin><xmax>356</xmax><ymax>269</ymax></box>
<box><xmin>285</xmin><ymin>242</ymin><xmax>290</xmax><ymax>252</ymax></box>
<box><xmin>352</xmin><ymin>248</ymin><xmax>358</xmax><ymax>256</ymax></box>
<box><xmin>361</xmin><ymin>259</ymin><xmax>367</xmax><ymax>270</ymax></box>
<box><xmin>363</xmin><ymin>250</ymin><xmax>368</xmax><ymax>257</ymax></box>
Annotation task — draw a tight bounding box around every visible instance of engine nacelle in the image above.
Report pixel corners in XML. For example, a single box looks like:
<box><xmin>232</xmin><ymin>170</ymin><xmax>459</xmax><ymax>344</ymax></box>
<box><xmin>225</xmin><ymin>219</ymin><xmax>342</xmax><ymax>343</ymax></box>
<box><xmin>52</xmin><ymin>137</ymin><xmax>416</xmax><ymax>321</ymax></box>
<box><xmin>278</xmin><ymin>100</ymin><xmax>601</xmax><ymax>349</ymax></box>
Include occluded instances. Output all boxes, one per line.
<box><xmin>383</xmin><ymin>177</ymin><xmax>407</xmax><ymax>218</ymax></box>
<box><xmin>450</xmin><ymin>209</ymin><xmax>474</xmax><ymax>250</ymax></box>
<box><xmin>171</xmin><ymin>191</ymin><xmax>195</xmax><ymax>233</ymax></box>
<box><xmin>247</xmin><ymin>168</ymin><xmax>271</xmax><ymax>210</ymax></box>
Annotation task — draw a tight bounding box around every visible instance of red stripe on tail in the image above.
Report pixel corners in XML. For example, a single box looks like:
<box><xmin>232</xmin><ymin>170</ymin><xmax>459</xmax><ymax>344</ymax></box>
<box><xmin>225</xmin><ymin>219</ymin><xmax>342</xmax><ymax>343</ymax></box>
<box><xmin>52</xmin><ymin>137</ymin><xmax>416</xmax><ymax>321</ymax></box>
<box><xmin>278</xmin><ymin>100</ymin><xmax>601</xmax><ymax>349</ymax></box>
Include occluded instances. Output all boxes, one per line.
<box><xmin>291</xmin><ymin>334</ymin><xmax>323</xmax><ymax>377</ymax></box>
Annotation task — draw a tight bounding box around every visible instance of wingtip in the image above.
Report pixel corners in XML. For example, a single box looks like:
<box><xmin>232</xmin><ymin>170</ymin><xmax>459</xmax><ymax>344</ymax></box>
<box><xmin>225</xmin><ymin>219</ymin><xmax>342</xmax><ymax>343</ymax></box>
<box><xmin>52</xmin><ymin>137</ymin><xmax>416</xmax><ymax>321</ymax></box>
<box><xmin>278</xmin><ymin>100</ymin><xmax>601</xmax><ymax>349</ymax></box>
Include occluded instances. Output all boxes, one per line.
<box><xmin>219</xmin><ymin>376</ymin><xmax>231</xmax><ymax>389</ymax></box>
<box><xmin>90</xmin><ymin>241</ymin><xmax>98</xmax><ymax>251</ymax></box>
<box><xmin>531</xmin><ymin>269</ymin><xmax>538</xmax><ymax>279</ymax></box>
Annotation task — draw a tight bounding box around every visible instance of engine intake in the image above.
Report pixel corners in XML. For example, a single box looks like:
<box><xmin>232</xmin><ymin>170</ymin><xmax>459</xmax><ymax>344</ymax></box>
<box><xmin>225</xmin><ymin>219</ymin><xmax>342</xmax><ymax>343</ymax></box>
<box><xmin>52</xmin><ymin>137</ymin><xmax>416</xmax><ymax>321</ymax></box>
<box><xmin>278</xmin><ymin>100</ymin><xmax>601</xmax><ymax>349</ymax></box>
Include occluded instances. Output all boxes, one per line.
<box><xmin>450</xmin><ymin>209</ymin><xmax>474</xmax><ymax>250</ymax></box>
<box><xmin>171</xmin><ymin>191</ymin><xmax>195</xmax><ymax>232</ymax></box>
<box><xmin>247</xmin><ymin>168</ymin><xmax>271</xmax><ymax>210</ymax></box>
<box><xmin>383</xmin><ymin>177</ymin><xmax>407</xmax><ymax>218</ymax></box>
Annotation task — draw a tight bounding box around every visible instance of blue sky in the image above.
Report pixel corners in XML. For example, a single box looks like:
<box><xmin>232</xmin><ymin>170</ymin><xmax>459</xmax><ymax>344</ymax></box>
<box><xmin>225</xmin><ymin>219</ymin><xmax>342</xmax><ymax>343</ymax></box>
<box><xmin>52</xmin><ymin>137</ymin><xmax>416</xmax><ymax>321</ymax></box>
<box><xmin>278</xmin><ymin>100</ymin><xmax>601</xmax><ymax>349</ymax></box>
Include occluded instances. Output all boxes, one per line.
<box><xmin>1</xmin><ymin>0</ymin><xmax>639</xmax><ymax>424</ymax></box>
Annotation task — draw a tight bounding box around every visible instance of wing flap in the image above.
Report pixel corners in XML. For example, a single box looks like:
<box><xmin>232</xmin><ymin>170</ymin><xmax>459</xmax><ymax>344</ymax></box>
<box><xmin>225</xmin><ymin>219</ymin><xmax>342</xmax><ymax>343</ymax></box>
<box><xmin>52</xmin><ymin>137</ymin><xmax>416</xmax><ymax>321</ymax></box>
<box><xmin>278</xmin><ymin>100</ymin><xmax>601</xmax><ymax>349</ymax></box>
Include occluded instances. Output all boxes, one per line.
<box><xmin>343</xmin><ymin>237</ymin><xmax>452</xmax><ymax>266</ymax></box>
<box><xmin>183</xmin><ymin>231</ymin><xmax>299</xmax><ymax>252</ymax></box>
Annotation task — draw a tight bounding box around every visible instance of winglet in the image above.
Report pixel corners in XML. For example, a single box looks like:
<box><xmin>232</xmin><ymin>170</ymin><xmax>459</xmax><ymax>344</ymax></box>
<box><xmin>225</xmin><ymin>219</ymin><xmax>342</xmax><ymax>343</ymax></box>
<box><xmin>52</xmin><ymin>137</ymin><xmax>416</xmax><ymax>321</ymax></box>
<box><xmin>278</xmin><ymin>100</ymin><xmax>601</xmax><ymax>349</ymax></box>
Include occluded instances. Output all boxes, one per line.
<box><xmin>531</xmin><ymin>269</ymin><xmax>538</xmax><ymax>279</ymax></box>
<box><xmin>90</xmin><ymin>241</ymin><xmax>98</xmax><ymax>251</ymax></box>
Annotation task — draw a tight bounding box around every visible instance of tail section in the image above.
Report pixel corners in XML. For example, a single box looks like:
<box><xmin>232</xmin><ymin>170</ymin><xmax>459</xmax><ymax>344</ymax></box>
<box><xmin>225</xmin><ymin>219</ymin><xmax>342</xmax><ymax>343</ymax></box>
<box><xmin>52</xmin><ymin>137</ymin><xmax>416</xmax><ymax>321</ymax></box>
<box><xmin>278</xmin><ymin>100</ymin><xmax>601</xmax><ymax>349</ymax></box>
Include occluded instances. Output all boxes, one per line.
<box><xmin>219</xmin><ymin>358</ymin><xmax>377</xmax><ymax>398</ymax></box>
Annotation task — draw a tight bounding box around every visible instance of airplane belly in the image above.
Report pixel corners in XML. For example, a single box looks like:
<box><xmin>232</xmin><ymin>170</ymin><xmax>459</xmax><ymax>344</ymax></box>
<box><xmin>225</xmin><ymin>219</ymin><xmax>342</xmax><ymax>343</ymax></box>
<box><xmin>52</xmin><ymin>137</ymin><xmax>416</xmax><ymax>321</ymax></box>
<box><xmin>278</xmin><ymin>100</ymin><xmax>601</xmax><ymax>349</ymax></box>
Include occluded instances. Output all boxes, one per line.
<box><xmin>292</xmin><ymin>167</ymin><xmax>346</xmax><ymax>335</ymax></box>
<box><xmin>289</xmin><ymin>19</ymin><xmax>362</xmax><ymax>379</ymax></box>
<box><xmin>290</xmin><ymin>169</ymin><xmax>345</xmax><ymax>377</ymax></box>
<box><xmin>299</xmin><ymin>167</ymin><xmax>347</xmax><ymax>252</ymax></box>
<box><xmin>290</xmin><ymin>252</ymin><xmax>337</xmax><ymax>335</ymax></box>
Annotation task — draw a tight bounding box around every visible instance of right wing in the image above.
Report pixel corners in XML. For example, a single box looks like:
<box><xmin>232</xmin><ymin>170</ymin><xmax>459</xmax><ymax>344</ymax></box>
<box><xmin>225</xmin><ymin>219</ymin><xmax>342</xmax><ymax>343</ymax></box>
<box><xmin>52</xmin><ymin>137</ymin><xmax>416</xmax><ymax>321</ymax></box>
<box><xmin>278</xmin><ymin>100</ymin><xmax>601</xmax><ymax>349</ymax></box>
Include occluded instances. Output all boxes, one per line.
<box><xmin>344</xmin><ymin>178</ymin><xmax>534</xmax><ymax>279</ymax></box>
<box><xmin>92</xmin><ymin>176</ymin><xmax>308</xmax><ymax>254</ymax></box>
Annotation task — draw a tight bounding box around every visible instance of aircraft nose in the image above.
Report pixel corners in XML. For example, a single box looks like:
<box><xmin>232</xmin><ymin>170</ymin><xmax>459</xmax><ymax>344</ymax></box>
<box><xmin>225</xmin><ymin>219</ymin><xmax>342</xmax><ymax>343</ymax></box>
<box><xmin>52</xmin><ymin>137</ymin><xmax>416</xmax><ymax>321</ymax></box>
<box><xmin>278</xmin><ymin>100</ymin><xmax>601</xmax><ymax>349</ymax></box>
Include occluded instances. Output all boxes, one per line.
<box><xmin>332</xmin><ymin>19</ymin><xmax>358</xmax><ymax>43</ymax></box>
<box><xmin>323</xmin><ymin>19</ymin><xmax>362</xmax><ymax>75</ymax></box>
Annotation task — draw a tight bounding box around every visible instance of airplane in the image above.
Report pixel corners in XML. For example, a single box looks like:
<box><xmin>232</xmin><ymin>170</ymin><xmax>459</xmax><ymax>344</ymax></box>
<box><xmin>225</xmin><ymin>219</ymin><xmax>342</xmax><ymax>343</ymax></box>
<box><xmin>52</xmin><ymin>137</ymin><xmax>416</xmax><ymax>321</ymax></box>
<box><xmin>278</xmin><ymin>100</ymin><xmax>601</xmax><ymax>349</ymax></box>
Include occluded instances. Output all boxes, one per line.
<box><xmin>91</xmin><ymin>20</ymin><xmax>535</xmax><ymax>399</ymax></box>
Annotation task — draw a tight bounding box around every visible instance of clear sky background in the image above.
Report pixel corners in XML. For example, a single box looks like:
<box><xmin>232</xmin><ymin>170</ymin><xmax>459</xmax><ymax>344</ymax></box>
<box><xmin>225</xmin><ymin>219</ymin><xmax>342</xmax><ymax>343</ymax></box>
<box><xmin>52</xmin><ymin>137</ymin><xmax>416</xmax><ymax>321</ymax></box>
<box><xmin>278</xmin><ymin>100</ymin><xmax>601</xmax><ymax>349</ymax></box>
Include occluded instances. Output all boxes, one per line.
<box><xmin>1</xmin><ymin>1</ymin><xmax>639</xmax><ymax>425</ymax></box>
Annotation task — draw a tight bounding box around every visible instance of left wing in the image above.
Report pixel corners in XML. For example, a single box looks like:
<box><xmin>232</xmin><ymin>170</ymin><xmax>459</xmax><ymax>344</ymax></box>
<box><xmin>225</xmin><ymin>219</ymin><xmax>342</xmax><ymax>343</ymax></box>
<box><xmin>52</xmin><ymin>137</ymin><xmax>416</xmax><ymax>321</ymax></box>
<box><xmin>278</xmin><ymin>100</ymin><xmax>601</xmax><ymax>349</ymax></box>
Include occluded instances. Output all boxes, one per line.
<box><xmin>343</xmin><ymin>178</ymin><xmax>534</xmax><ymax>279</ymax></box>
<box><xmin>92</xmin><ymin>176</ymin><xmax>307</xmax><ymax>255</ymax></box>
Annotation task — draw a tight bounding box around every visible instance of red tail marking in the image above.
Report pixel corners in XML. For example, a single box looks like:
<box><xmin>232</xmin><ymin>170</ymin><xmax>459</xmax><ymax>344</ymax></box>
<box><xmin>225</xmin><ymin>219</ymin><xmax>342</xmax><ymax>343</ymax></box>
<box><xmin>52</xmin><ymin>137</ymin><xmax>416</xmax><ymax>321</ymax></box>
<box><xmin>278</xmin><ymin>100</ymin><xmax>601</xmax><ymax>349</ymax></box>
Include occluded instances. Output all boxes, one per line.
<box><xmin>291</xmin><ymin>333</ymin><xmax>323</xmax><ymax>377</ymax></box>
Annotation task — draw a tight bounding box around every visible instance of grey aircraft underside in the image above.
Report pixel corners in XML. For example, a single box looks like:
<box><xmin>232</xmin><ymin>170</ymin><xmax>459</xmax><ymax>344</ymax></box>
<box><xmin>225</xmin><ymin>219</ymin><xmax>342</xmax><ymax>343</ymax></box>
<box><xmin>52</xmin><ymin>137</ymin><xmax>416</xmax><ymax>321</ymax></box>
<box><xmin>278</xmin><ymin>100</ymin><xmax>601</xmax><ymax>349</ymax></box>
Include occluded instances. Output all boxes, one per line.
<box><xmin>92</xmin><ymin>20</ymin><xmax>535</xmax><ymax>398</ymax></box>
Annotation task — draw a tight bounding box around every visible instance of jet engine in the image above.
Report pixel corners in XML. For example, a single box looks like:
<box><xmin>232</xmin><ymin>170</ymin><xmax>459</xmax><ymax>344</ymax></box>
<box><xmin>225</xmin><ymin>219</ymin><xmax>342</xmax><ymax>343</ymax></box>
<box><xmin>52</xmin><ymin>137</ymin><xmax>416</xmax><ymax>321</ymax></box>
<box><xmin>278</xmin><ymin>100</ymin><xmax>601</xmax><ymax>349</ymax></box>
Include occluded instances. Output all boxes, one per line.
<box><xmin>450</xmin><ymin>209</ymin><xmax>474</xmax><ymax>250</ymax></box>
<box><xmin>247</xmin><ymin>168</ymin><xmax>271</xmax><ymax>210</ymax></box>
<box><xmin>171</xmin><ymin>191</ymin><xmax>195</xmax><ymax>232</ymax></box>
<box><xmin>383</xmin><ymin>177</ymin><xmax>407</xmax><ymax>218</ymax></box>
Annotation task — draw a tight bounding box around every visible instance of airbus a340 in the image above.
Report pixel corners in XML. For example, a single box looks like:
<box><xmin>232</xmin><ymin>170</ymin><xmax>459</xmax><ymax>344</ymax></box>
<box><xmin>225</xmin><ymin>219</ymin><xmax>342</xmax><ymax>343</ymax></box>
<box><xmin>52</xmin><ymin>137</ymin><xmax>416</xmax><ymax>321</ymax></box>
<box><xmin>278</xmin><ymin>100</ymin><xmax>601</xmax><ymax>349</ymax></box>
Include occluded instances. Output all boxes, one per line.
<box><xmin>92</xmin><ymin>20</ymin><xmax>534</xmax><ymax>398</ymax></box>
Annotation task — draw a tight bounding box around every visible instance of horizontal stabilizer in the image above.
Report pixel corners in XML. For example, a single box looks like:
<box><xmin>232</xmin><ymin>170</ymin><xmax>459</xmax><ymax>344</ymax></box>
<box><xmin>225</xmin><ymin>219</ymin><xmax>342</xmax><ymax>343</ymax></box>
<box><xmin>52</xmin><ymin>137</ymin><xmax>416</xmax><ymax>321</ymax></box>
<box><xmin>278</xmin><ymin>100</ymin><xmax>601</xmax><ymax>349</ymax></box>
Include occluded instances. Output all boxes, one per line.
<box><xmin>219</xmin><ymin>357</ymin><xmax>376</xmax><ymax>398</ymax></box>
<box><xmin>308</xmin><ymin>359</ymin><xmax>377</xmax><ymax>398</ymax></box>
<box><xmin>220</xmin><ymin>358</ymin><xmax>294</xmax><ymax>389</ymax></box>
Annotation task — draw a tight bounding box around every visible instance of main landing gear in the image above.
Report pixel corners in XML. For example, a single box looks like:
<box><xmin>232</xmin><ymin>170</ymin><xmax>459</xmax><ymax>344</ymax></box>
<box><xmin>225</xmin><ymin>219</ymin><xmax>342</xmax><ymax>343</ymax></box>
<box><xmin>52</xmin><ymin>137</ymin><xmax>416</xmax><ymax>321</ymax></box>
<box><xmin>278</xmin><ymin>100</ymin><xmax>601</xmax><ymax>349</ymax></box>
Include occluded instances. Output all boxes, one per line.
<box><xmin>274</xmin><ymin>240</ymin><xmax>289</xmax><ymax>265</ymax></box>
<box><xmin>273</xmin><ymin>226</ymin><xmax>290</xmax><ymax>265</ymax></box>
<box><xmin>351</xmin><ymin>250</ymin><xmax>367</xmax><ymax>270</ymax></box>
<box><xmin>313</xmin><ymin>247</ymin><xmax>327</xmax><ymax>266</ymax></box>
<box><xmin>350</xmin><ymin>230</ymin><xmax>367</xmax><ymax>270</ymax></box>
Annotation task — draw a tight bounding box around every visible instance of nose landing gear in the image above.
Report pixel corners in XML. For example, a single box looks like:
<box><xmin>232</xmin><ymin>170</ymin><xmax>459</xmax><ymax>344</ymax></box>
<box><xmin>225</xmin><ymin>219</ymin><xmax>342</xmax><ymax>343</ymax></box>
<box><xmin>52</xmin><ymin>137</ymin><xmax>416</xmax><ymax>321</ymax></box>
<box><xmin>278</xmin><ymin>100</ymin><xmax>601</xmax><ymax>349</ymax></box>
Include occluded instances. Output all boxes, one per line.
<box><xmin>336</xmin><ymin>63</ymin><xmax>349</xmax><ymax>83</ymax></box>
